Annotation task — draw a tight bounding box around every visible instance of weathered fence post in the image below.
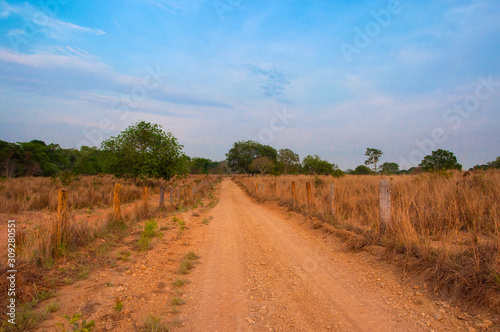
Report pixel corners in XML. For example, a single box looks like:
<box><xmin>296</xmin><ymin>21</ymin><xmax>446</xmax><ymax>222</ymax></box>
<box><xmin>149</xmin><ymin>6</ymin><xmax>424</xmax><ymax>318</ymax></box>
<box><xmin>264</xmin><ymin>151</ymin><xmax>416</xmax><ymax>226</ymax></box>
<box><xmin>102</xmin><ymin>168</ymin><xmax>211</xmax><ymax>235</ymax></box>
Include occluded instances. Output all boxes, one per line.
<box><xmin>281</xmin><ymin>180</ymin><xmax>284</xmax><ymax>201</ymax></box>
<box><xmin>329</xmin><ymin>183</ymin><xmax>335</xmax><ymax>216</ymax></box>
<box><xmin>113</xmin><ymin>183</ymin><xmax>121</xmax><ymax>220</ymax></box>
<box><xmin>170</xmin><ymin>187</ymin><xmax>174</xmax><ymax>207</ymax></box>
<box><xmin>159</xmin><ymin>187</ymin><xmax>165</xmax><ymax>209</ymax></box>
<box><xmin>379</xmin><ymin>179</ymin><xmax>391</xmax><ymax>233</ymax></box>
<box><xmin>142</xmin><ymin>186</ymin><xmax>148</xmax><ymax>210</ymax></box>
<box><xmin>56</xmin><ymin>189</ymin><xmax>68</xmax><ymax>246</ymax></box>
<box><xmin>292</xmin><ymin>181</ymin><xmax>296</xmax><ymax>208</ymax></box>
<box><xmin>306</xmin><ymin>182</ymin><xmax>312</xmax><ymax>210</ymax></box>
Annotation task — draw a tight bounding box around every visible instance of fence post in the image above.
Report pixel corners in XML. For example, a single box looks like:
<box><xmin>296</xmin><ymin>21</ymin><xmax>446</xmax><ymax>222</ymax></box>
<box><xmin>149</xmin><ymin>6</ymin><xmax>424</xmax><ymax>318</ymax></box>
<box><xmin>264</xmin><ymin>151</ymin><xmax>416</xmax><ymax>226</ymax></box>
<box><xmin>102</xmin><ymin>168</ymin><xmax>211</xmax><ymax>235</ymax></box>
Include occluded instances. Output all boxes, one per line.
<box><xmin>379</xmin><ymin>179</ymin><xmax>391</xmax><ymax>233</ymax></box>
<box><xmin>159</xmin><ymin>187</ymin><xmax>165</xmax><ymax>209</ymax></box>
<box><xmin>292</xmin><ymin>181</ymin><xmax>296</xmax><ymax>208</ymax></box>
<box><xmin>113</xmin><ymin>183</ymin><xmax>121</xmax><ymax>220</ymax></box>
<box><xmin>170</xmin><ymin>187</ymin><xmax>174</xmax><ymax>207</ymax></box>
<box><xmin>56</xmin><ymin>189</ymin><xmax>68</xmax><ymax>247</ymax></box>
<box><xmin>306</xmin><ymin>182</ymin><xmax>312</xmax><ymax>210</ymax></box>
<box><xmin>330</xmin><ymin>183</ymin><xmax>335</xmax><ymax>216</ymax></box>
<box><xmin>142</xmin><ymin>186</ymin><xmax>148</xmax><ymax>210</ymax></box>
<box><xmin>281</xmin><ymin>180</ymin><xmax>284</xmax><ymax>201</ymax></box>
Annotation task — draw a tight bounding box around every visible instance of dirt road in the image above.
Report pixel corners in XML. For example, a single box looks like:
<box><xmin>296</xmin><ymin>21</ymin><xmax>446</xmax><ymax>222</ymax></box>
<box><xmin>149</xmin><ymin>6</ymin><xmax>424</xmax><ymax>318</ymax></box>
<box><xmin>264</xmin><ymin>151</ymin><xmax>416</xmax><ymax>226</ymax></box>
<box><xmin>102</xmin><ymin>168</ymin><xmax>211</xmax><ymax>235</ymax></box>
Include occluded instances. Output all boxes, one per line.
<box><xmin>30</xmin><ymin>178</ymin><xmax>485</xmax><ymax>331</ymax></box>
<box><xmin>178</xmin><ymin>179</ymin><xmax>474</xmax><ymax>331</ymax></box>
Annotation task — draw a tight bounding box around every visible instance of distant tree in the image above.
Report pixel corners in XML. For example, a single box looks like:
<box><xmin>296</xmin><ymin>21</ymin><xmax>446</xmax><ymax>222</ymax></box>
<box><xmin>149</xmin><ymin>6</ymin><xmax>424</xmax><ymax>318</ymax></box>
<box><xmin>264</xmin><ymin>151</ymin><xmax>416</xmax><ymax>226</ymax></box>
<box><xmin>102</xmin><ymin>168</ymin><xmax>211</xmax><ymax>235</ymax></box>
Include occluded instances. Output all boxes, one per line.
<box><xmin>332</xmin><ymin>169</ymin><xmax>345</xmax><ymax>177</ymax></box>
<box><xmin>101</xmin><ymin>121</ymin><xmax>186</xmax><ymax>180</ymax></box>
<box><xmin>365</xmin><ymin>148</ymin><xmax>383</xmax><ymax>173</ymax></box>
<box><xmin>302</xmin><ymin>155</ymin><xmax>336</xmax><ymax>175</ymax></box>
<box><xmin>380</xmin><ymin>162</ymin><xmax>400</xmax><ymax>175</ymax></box>
<box><xmin>226</xmin><ymin>140</ymin><xmax>277</xmax><ymax>174</ymax></box>
<box><xmin>214</xmin><ymin>160</ymin><xmax>230</xmax><ymax>174</ymax></box>
<box><xmin>0</xmin><ymin>140</ymin><xmax>22</xmax><ymax>177</ymax></box>
<box><xmin>189</xmin><ymin>157</ymin><xmax>219</xmax><ymax>174</ymax></box>
<box><xmin>73</xmin><ymin>146</ymin><xmax>103</xmax><ymax>175</ymax></box>
<box><xmin>250</xmin><ymin>156</ymin><xmax>275</xmax><ymax>175</ymax></box>
<box><xmin>419</xmin><ymin>149</ymin><xmax>462</xmax><ymax>172</ymax></box>
<box><xmin>277</xmin><ymin>148</ymin><xmax>300</xmax><ymax>174</ymax></box>
<box><xmin>487</xmin><ymin>156</ymin><xmax>500</xmax><ymax>169</ymax></box>
<box><xmin>353</xmin><ymin>165</ymin><xmax>372</xmax><ymax>175</ymax></box>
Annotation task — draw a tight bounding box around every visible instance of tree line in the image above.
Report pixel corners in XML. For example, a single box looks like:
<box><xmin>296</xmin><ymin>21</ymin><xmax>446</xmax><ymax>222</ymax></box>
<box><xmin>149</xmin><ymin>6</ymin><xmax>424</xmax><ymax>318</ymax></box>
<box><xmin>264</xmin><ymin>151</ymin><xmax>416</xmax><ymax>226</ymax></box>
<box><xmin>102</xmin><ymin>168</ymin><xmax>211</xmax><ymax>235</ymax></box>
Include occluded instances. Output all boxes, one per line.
<box><xmin>1</xmin><ymin>121</ymin><xmax>498</xmax><ymax>180</ymax></box>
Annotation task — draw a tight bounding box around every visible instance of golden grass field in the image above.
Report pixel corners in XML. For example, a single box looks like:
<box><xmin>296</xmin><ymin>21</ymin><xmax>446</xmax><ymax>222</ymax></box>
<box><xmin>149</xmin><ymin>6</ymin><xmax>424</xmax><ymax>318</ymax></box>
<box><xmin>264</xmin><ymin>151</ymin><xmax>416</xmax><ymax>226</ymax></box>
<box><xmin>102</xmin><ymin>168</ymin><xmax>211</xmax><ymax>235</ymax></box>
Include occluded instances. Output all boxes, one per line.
<box><xmin>235</xmin><ymin>170</ymin><xmax>500</xmax><ymax>310</ymax></box>
<box><xmin>0</xmin><ymin>174</ymin><xmax>219</xmax><ymax>272</ymax></box>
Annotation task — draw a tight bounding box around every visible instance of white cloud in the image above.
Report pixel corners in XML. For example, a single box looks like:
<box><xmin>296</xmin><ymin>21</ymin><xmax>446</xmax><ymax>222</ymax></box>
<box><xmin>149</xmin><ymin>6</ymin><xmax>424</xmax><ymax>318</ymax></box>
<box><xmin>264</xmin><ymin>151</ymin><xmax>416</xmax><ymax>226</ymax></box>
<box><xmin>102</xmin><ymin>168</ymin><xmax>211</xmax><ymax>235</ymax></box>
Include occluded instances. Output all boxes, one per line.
<box><xmin>1</xmin><ymin>0</ymin><xmax>106</xmax><ymax>41</ymax></box>
<box><xmin>7</xmin><ymin>29</ymin><xmax>24</xmax><ymax>36</ymax></box>
<box><xmin>148</xmin><ymin>0</ymin><xmax>206</xmax><ymax>15</ymax></box>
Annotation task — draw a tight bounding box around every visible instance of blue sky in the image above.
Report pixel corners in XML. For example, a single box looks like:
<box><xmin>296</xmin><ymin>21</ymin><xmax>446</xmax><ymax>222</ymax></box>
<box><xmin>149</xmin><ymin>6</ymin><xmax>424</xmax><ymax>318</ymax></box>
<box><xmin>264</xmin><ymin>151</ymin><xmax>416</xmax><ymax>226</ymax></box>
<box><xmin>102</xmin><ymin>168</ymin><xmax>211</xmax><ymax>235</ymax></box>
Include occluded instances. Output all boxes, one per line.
<box><xmin>0</xmin><ymin>0</ymin><xmax>499</xmax><ymax>170</ymax></box>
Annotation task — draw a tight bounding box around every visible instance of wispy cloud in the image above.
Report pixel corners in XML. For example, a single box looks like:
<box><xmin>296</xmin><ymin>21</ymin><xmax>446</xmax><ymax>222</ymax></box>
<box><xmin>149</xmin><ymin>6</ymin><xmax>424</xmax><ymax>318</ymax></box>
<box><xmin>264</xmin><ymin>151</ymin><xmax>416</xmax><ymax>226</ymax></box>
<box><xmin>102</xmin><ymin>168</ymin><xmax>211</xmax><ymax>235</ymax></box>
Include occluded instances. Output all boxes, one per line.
<box><xmin>147</xmin><ymin>0</ymin><xmax>206</xmax><ymax>15</ymax></box>
<box><xmin>0</xmin><ymin>0</ymin><xmax>105</xmax><ymax>41</ymax></box>
<box><xmin>245</xmin><ymin>64</ymin><xmax>291</xmax><ymax>97</ymax></box>
<box><xmin>0</xmin><ymin>47</ymin><xmax>231</xmax><ymax>110</ymax></box>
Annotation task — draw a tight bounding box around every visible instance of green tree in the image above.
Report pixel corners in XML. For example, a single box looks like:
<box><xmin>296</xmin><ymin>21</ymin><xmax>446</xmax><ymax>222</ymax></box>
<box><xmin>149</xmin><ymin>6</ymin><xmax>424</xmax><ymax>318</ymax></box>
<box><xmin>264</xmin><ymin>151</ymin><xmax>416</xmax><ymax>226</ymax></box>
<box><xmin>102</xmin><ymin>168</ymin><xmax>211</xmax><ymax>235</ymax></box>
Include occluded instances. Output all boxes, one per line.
<box><xmin>380</xmin><ymin>162</ymin><xmax>400</xmax><ymax>175</ymax></box>
<box><xmin>225</xmin><ymin>140</ymin><xmax>277</xmax><ymax>174</ymax></box>
<box><xmin>365</xmin><ymin>148</ymin><xmax>383</xmax><ymax>173</ymax></box>
<box><xmin>302</xmin><ymin>155</ymin><xmax>336</xmax><ymax>175</ymax></box>
<box><xmin>101</xmin><ymin>121</ymin><xmax>186</xmax><ymax>180</ymax></box>
<box><xmin>277</xmin><ymin>148</ymin><xmax>300</xmax><ymax>174</ymax></box>
<box><xmin>419</xmin><ymin>149</ymin><xmax>462</xmax><ymax>172</ymax></box>
<box><xmin>250</xmin><ymin>156</ymin><xmax>275</xmax><ymax>175</ymax></box>
<box><xmin>189</xmin><ymin>157</ymin><xmax>219</xmax><ymax>174</ymax></box>
<box><xmin>0</xmin><ymin>140</ymin><xmax>22</xmax><ymax>177</ymax></box>
<box><xmin>487</xmin><ymin>156</ymin><xmax>500</xmax><ymax>169</ymax></box>
<box><xmin>73</xmin><ymin>146</ymin><xmax>104</xmax><ymax>175</ymax></box>
<box><xmin>353</xmin><ymin>165</ymin><xmax>372</xmax><ymax>175</ymax></box>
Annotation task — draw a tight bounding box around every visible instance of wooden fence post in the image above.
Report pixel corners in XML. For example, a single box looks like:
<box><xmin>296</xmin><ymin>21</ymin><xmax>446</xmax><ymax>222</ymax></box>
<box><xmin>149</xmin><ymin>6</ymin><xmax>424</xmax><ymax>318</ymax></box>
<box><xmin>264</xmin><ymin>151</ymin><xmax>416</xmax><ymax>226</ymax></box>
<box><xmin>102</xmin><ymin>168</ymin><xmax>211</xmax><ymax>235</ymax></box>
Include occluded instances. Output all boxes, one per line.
<box><xmin>306</xmin><ymin>182</ymin><xmax>312</xmax><ymax>210</ymax></box>
<box><xmin>330</xmin><ymin>183</ymin><xmax>335</xmax><ymax>216</ymax></box>
<box><xmin>281</xmin><ymin>180</ymin><xmax>284</xmax><ymax>201</ymax></box>
<box><xmin>170</xmin><ymin>187</ymin><xmax>174</xmax><ymax>207</ymax></box>
<box><xmin>56</xmin><ymin>189</ymin><xmax>68</xmax><ymax>246</ymax></box>
<box><xmin>379</xmin><ymin>179</ymin><xmax>391</xmax><ymax>233</ymax></box>
<box><xmin>159</xmin><ymin>187</ymin><xmax>165</xmax><ymax>209</ymax></box>
<box><xmin>292</xmin><ymin>181</ymin><xmax>296</xmax><ymax>208</ymax></box>
<box><xmin>113</xmin><ymin>183</ymin><xmax>121</xmax><ymax>220</ymax></box>
<box><xmin>142</xmin><ymin>186</ymin><xmax>148</xmax><ymax>210</ymax></box>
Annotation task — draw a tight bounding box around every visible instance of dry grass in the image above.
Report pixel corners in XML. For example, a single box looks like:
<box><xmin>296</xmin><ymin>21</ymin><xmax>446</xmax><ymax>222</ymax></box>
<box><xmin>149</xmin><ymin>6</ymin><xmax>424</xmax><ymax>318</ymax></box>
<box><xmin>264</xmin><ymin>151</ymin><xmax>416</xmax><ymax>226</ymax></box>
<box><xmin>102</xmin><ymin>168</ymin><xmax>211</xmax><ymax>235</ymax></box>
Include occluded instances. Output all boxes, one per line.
<box><xmin>0</xmin><ymin>174</ymin><xmax>221</xmax><ymax>326</ymax></box>
<box><xmin>236</xmin><ymin>170</ymin><xmax>500</xmax><ymax>311</ymax></box>
<box><xmin>0</xmin><ymin>174</ymin><xmax>218</xmax><ymax>214</ymax></box>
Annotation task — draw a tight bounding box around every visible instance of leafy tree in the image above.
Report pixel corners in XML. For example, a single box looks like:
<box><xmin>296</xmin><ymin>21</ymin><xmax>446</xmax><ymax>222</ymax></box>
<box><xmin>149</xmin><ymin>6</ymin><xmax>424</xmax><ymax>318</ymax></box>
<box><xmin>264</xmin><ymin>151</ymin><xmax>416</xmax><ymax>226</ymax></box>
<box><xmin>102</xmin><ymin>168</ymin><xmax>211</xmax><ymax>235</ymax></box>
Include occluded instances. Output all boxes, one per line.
<box><xmin>277</xmin><ymin>148</ymin><xmax>300</xmax><ymax>174</ymax></box>
<box><xmin>73</xmin><ymin>146</ymin><xmax>104</xmax><ymax>175</ymax></box>
<box><xmin>0</xmin><ymin>140</ymin><xmax>22</xmax><ymax>177</ymax></box>
<box><xmin>250</xmin><ymin>156</ymin><xmax>275</xmax><ymax>175</ymax></box>
<box><xmin>189</xmin><ymin>157</ymin><xmax>219</xmax><ymax>174</ymax></box>
<box><xmin>365</xmin><ymin>148</ymin><xmax>383</xmax><ymax>173</ymax></box>
<box><xmin>332</xmin><ymin>169</ymin><xmax>345</xmax><ymax>177</ymax></box>
<box><xmin>101</xmin><ymin>121</ymin><xmax>186</xmax><ymax>180</ymax></box>
<box><xmin>487</xmin><ymin>156</ymin><xmax>500</xmax><ymax>169</ymax></box>
<box><xmin>353</xmin><ymin>165</ymin><xmax>372</xmax><ymax>175</ymax></box>
<box><xmin>302</xmin><ymin>155</ymin><xmax>336</xmax><ymax>175</ymax></box>
<box><xmin>419</xmin><ymin>149</ymin><xmax>462</xmax><ymax>172</ymax></box>
<box><xmin>380</xmin><ymin>162</ymin><xmax>400</xmax><ymax>175</ymax></box>
<box><xmin>226</xmin><ymin>140</ymin><xmax>277</xmax><ymax>174</ymax></box>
